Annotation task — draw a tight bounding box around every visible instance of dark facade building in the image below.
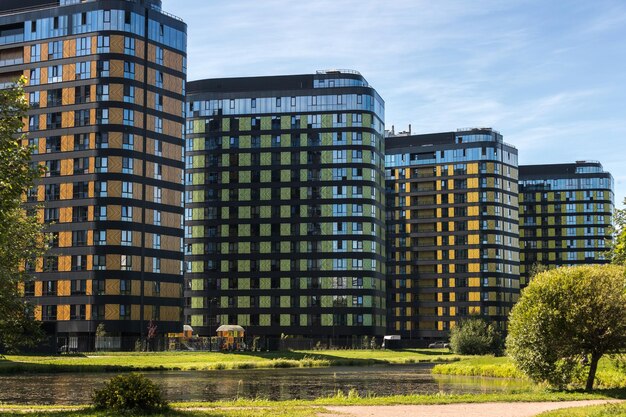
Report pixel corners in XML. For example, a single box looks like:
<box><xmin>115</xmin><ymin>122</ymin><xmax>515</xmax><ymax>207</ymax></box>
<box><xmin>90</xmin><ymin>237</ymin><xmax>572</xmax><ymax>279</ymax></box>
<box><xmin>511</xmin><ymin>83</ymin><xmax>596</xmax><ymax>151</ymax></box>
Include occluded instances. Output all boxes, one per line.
<box><xmin>519</xmin><ymin>161</ymin><xmax>614</xmax><ymax>286</ymax></box>
<box><xmin>385</xmin><ymin>128</ymin><xmax>520</xmax><ymax>341</ymax></box>
<box><xmin>0</xmin><ymin>0</ymin><xmax>187</xmax><ymax>348</ymax></box>
<box><xmin>184</xmin><ymin>71</ymin><xmax>387</xmax><ymax>342</ymax></box>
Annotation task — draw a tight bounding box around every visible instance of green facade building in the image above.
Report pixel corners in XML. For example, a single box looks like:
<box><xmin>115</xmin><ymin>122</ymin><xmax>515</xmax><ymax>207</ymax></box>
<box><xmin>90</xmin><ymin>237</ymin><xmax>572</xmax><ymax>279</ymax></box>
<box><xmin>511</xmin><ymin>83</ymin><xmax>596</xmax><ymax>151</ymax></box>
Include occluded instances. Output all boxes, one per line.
<box><xmin>519</xmin><ymin>161</ymin><xmax>614</xmax><ymax>286</ymax></box>
<box><xmin>184</xmin><ymin>71</ymin><xmax>387</xmax><ymax>343</ymax></box>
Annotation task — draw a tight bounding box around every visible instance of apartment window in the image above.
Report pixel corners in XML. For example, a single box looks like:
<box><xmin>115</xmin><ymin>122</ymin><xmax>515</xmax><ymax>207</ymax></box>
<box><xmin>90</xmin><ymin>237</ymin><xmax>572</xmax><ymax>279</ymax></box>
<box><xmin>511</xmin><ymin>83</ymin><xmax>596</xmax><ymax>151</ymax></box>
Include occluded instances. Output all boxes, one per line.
<box><xmin>30</xmin><ymin>44</ymin><xmax>41</xmax><ymax>62</ymax></box>
<box><xmin>155</xmin><ymin>45</ymin><xmax>163</xmax><ymax>65</ymax></box>
<box><xmin>76</xmin><ymin>36</ymin><xmax>90</xmax><ymax>56</ymax></box>
<box><xmin>154</xmin><ymin>163</ymin><xmax>162</xmax><ymax>179</ymax></box>
<box><xmin>124</xmin><ymin>61</ymin><xmax>135</xmax><ymax>79</ymax></box>
<box><xmin>96</xmin><ymin>108</ymin><xmax>109</xmax><ymax>124</ymax></box>
<box><xmin>154</xmin><ymin>93</ymin><xmax>163</xmax><ymax>111</ymax></box>
<box><xmin>122</xmin><ymin>181</ymin><xmax>133</xmax><ymax>198</ymax></box>
<box><xmin>29</xmin><ymin>68</ymin><xmax>40</xmax><ymax>85</ymax></box>
<box><xmin>95</xmin><ymin>156</ymin><xmax>109</xmax><ymax>173</ymax></box>
<box><xmin>96</xmin><ymin>84</ymin><xmax>109</xmax><ymax>101</ymax></box>
<box><xmin>48</xmin><ymin>41</ymin><xmax>62</xmax><ymax>60</ymax></box>
<box><xmin>121</xmin><ymin>255</ymin><xmax>132</xmax><ymax>271</ymax></box>
<box><xmin>154</xmin><ymin>116</ymin><xmax>162</xmax><ymax>133</ymax></box>
<box><xmin>97</xmin><ymin>60</ymin><xmax>110</xmax><ymax>77</ymax></box>
<box><xmin>154</xmin><ymin>187</ymin><xmax>162</xmax><ymax>203</ymax></box>
<box><xmin>119</xmin><ymin>305</ymin><xmax>131</xmax><ymax>320</ymax></box>
<box><xmin>42</xmin><ymin>306</ymin><xmax>57</xmax><ymax>321</ymax></box>
<box><xmin>124</xmin><ymin>36</ymin><xmax>135</xmax><ymax>55</ymax></box>
<box><xmin>153</xmin><ymin>234</ymin><xmax>161</xmax><ymax>249</ymax></box>
<box><xmin>155</xmin><ymin>70</ymin><xmax>163</xmax><ymax>88</ymax></box>
<box><xmin>29</xmin><ymin>115</ymin><xmax>39</xmax><ymax>130</ymax></box>
<box><xmin>123</xmin><ymin>85</ymin><xmax>134</xmax><ymax>103</ymax></box>
<box><xmin>71</xmin><ymin>255</ymin><xmax>86</xmax><ymax>271</ymax></box>
<box><xmin>154</xmin><ymin>139</ymin><xmax>162</xmax><ymax>156</ymax></box>
<box><xmin>44</xmin><ymin>208</ymin><xmax>59</xmax><ymax>223</ymax></box>
<box><xmin>97</xmin><ymin>35</ymin><xmax>110</xmax><ymax>53</ymax></box>
<box><xmin>123</xmin><ymin>133</ymin><xmax>134</xmax><ymax>150</ymax></box>
<box><xmin>46</xmin><ymin>136</ymin><xmax>61</xmax><ymax>152</ymax></box>
<box><xmin>95</xmin><ymin>180</ymin><xmax>107</xmax><ymax>196</ymax></box>
<box><xmin>93</xmin><ymin>255</ymin><xmax>106</xmax><ymax>270</ymax></box>
<box><xmin>74</xmin><ymin>109</ymin><xmax>90</xmax><ymax>126</ymax></box>
<box><xmin>96</xmin><ymin>132</ymin><xmax>108</xmax><ymax>149</ymax></box>
<box><xmin>73</xmin><ymin>157</ymin><xmax>89</xmax><ymax>174</ymax></box>
<box><xmin>123</xmin><ymin>109</ymin><xmax>134</xmax><ymax>126</ymax></box>
<box><xmin>76</xmin><ymin>61</ymin><xmax>91</xmax><ymax>79</ymax></box>
<box><xmin>71</xmin><ymin>280</ymin><xmax>87</xmax><ymax>296</ymax></box>
<box><xmin>94</xmin><ymin>206</ymin><xmax>107</xmax><ymax>221</ymax></box>
<box><xmin>94</xmin><ymin>230</ymin><xmax>106</xmax><ymax>245</ymax></box>
<box><xmin>153</xmin><ymin>210</ymin><xmax>161</xmax><ymax>226</ymax></box>
<box><xmin>121</xmin><ymin>206</ymin><xmax>133</xmax><ymax>222</ymax></box>
<box><xmin>29</xmin><ymin>91</ymin><xmax>40</xmax><ymax>108</ymax></box>
<box><xmin>153</xmin><ymin>257</ymin><xmax>161</xmax><ymax>273</ymax></box>
<box><xmin>121</xmin><ymin>230</ymin><xmax>133</xmax><ymax>246</ymax></box>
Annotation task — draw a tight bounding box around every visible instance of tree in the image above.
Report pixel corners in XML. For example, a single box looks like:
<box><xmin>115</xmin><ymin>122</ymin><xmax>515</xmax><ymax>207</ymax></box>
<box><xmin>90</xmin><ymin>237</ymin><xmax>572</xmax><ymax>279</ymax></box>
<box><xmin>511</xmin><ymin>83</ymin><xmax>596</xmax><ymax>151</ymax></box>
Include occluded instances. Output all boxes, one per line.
<box><xmin>507</xmin><ymin>265</ymin><xmax>626</xmax><ymax>391</ymax></box>
<box><xmin>449</xmin><ymin>315</ymin><xmax>503</xmax><ymax>356</ymax></box>
<box><xmin>0</xmin><ymin>78</ymin><xmax>46</xmax><ymax>353</ymax></box>
<box><xmin>609</xmin><ymin>198</ymin><xmax>626</xmax><ymax>265</ymax></box>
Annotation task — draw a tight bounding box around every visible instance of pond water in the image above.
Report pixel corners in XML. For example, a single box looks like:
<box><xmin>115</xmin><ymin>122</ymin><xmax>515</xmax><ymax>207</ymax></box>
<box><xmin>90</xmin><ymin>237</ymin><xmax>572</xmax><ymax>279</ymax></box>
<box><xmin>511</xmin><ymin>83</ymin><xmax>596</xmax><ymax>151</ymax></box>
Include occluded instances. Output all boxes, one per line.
<box><xmin>0</xmin><ymin>364</ymin><xmax>532</xmax><ymax>405</ymax></box>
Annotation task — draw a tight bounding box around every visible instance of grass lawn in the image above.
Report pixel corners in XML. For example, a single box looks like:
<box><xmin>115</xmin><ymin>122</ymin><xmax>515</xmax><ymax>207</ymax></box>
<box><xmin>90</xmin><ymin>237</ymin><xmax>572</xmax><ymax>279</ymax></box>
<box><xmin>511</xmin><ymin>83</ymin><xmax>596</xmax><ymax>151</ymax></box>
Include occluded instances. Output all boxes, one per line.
<box><xmin>432</xmin><ymin>356</ymin><xmax>626</xmax><ymax>388</ymax></box>
<box><xmin>0</xmin><ymin>349</ymin><xmax>461</xmax><ymax>373</ymax></box>
<box><xmin>1</xmin><ymin>391</ymin><xmax>625</xmax><ymax>417</ymax></box>
<box><xmin>536</xmin><ymin>402</ymin><xmax>626</xmax><ymax>417</ymax></box>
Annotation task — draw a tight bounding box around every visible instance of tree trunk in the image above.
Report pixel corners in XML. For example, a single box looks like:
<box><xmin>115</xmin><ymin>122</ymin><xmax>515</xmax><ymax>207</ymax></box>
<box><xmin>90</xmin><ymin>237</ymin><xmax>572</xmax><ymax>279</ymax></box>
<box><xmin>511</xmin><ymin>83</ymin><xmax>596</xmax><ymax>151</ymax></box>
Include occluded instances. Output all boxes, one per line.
<box><xmin>585</xmin><ymin>352</ymin><xmax>601</xmax><ymax>391</ymax></box>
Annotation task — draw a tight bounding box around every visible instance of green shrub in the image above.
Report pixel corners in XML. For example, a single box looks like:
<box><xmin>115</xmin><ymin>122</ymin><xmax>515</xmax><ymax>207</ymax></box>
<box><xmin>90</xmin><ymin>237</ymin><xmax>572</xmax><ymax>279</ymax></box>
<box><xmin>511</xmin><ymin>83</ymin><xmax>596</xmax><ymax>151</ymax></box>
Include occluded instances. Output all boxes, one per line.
<box><xmin>92</xmin><ymin>372</ymin><xmax>168</xmax><ymax>414</ymax></box>
<box><xmin>449</xmin><ymin>316</ymin><xmax>503</xmax><ymax>355</ymax></box>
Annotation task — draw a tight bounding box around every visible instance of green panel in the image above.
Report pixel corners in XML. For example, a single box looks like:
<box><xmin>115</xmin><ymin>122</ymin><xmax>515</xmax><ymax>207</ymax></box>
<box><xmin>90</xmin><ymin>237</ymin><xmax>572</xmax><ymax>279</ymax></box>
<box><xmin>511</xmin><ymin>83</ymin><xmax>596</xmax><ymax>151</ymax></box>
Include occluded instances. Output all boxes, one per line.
<box><xmin>260</xmin><ymin>224</ymin><xmax>271</xmax><ymax>237</ymax></box>
<box><xmin>322</xmin><ymin>314</ymin><xmax>332</xmax><ymax>326</ymax></box>
<box><xmin>222</xmin><ymin>136</ymin><xmax>229</xmax><ymax>150</ymax></box>
<box><xmin>192</xmin><ymin>243</ymin><xmax>203</xmax><ymax>255</ymax></box>
<box><xmin>321</xmin><ymin>240</ymin><xmax>332</xmax><ymax>252</ymax></box>
<box><xmin>192</xmin><ymin>208</ymin><xmax>203</xmax><ymax>221</ymax></box>
<box><xmin>364</xmin><ymin>314</ymin><xmax>372</xmax><ymax>326</ymax></box>
<box><xmin>240</xmin><ymin>189</ymin><xmax>251</xmax><ymax>201</ymax></box>
<box><xmin>239</xmin><ymin>242</ymin><xmax>250</xmax><ymax>254</ymax></box>
<box><xmin>260</xmin><ymin>314</ymin><xmax>270</xmax><ymax>326</ymax></box>
<box><xmin>280</xmin><ymin>223</ymin><xmax>290</xmax><ymax>236</ymax></box>
<box><xmin>280</xmin><ymin>152</ymin><xmax>290</xmax><ymax>164</ymax></box>
<box><xmin>192</xmin><ymin>173</ymin><xmax>204</xmax><ymax>185</ymax></box>
<box><xmin>238</xmin><ymin>261</ymin><xmax>250</xmax><ymax>273</ymax></box>
<box><xmin>221</xmin><ymin>153</ymin><xmax>230</xmax><ymax>167</ymax></box>
<box><xmin>239</xmin><ymin>278</ymin><xmax>250</xmax><ymax>289</ymax></box>
<box><xmin>281</xmin><ymin>170</ymin><xmax>290</xmax><ymax>182</ymax></box>
<box><xmin>221</xmin><ymin>171</ymin><xmax>229</xmax><ymax>184</ymax></box>
<box><xmin>193</xmin><ymin>119</ymin><xmax>205</xmax><ymax>133</ymax></box>
<box><xmin>238</xmin><ymin>296</ymin><xmax>250</xmax><ymax>308</ymax></box>
<box><xmin>322</xmin><ymin>132</ymin><xmax>332</xmax><ymax>146</ymax></box>
<box><xmin>221</xmin><ymin>207</ymin><xmax>229</xmax><ymax>220</ymax></box>
<box><xmin>281</xmin><ymin>116</ymin><xmax>290</xmax><ymax>130</ymax></box>
<box><xmin>221</xmin><ymin>242</ymin><xmax>228</xmax><ymax>255</ymax></box>
<box><xmin>240</xmin><ymin>170</ymin><xmax>251</xmax><ymax>182</ymax></box>
<box><xmin>300</xmin><ymin>314</ymin><xmax>307</xmax><ymax>326</ymax></box>
<box><xmin>220</xmin><ymin>314</ymin><xmax>229</xmax><ymax>325</ymax></box>
<box><xmin>239</xmin><ymin>206</ymin><xmax>251</xmax><ymax>219</ymax></box>
<box><xmin>192</xmin><ymin>190</ymin><xmax>204</xmax><ymax>202</ymax></box>
<box><xmin>260</xmin><ymin>296</ymin><xmax>270</xmax><ymax>307</ymax></box>
<box><xmin>192</xmin><ymin>155</ymin><xmax>204</xmax><ymax>168</ymax></box>
<box><xmin>364</xmin><ymin>296</ymin><xmax>372</xmax><ymax>307</ymax></box>
<box><xmin>321</xmin><ymin>168</ymin><xmax>332</xmax><ymax>181</ymax></box>
<box><xmin>280</xmin><ymin>296</ymin><xmax>290</xmax><ymax>308</ymax></box>
<box><xmin>261</xmin><ymin>188</ymin><xmax>271</xmax><ymax>201</ymax></box>
<box><xmin>280</xmin><ymin>277</ymin><xmax>290</xmax><ymax>289</ymax></box>
<box><xmin>280</xmin><ymin>242</ymin><xmax>290</xmax><ymax>253</ymax></box>
<box><xmin>222</xmin><ymin>118</ymin><xmax>230</xmax><ymax>131</ymax></box>
<box><xmin>260</xmin><ymin>278</ymin><xmax>271</xmax><ymax>289</ymax></box>
<box><xmin>261</xmin><ymin>170</ymin><xmax>271</xmax><ymax>182</ymax></box>
<box><xmin>220</xmin><ymin>296</ymin><xmax>228</xmax><ymax>307</ymax></box>
<box><xmin>321</xmin><ymin>115</ymin><xmax>332</xmax><ymax>128</ymax></box>
<box><xmin>240</xmin><ymin>153</ymin><xmax>251</xmax><ymax>166</ymax></box>
<box><xmin>321</xmin><ymin>296</ymin><xmax>332</xmax><ymax>308</ymax></box>
<box><xmin>322</xmin><ymin>205</ymin><xmax>332</xmax><ymax>217</ymax></box>
<box><xmin>191</xmin><ymin>279</ymin><xmax>204</xmax><ymax>291</ymax></box>
<box><xmin>221</xmin><ymin>224</ymin><xmax>229</xmax><ymax>236</ymax></box>
<box><xmin>362</xmin><ymin>113</ymin><xmax>372</xmax><ymax>128</ymax></box>
<box><xmin>261</xmin><ymin>117</ymin><xmax>271</xmax><ymax>130</ymax></box>
<box><xmin>280</xmin><ymin>314</ymin><xmax>290</xmax><ymax>326</ymax></box>
<box><xmin>191</xmin><ymin>226</ymin><xmax>204</xmax><ymax>238</ymax></box>
<box><xmin>221</xmin><ymin>278</ymin><xmax>228</xmax><ymax>288</ymax></box>
<box><xmin>191</xmin><ymin>315</ymin><xmax>203</xmax><ymax>327</ymax></box>
<box><xmin>191</xmin><ymin>297</ymin><xmax>204</xmax><ymax>309</ymax></box>
<box><xmin>239</xmin><ymin>224</ymin><xmax>250</xmax><ymax>237</ymax></box>
<box><xmin>238</xmin><ymin>314</ymin><xmax>250</xmax><ymax>326</ymax></box>
<box><xmin>193</xmin><ymin>138</ymin><xmax>204</xmax><ymax>151</ymax></box>
<box><xmin>300</xmin><ymin>205</ymin><xmax>308</xmax><ymax>217</ymax></box>
<box><xmin>300</xmin><ymin>153</ymin><xmax>307</xmax><ymax>164</ymax></box>
<box><xmin>282</xmin><ymin>134</ymin><xmax>291</xmax><ymax>147</ymax></box>
<box><xmin>261</xmin><ymin>135</ymin><xmax>271</xmax><ymax>148</ymax></box>
<box><xmin>239</xmin><ymin>117</ymin><xmax>251</xmax><ymax>131</ymax></box>
<box><xmin>280</xmin><ymin>188</ymin><xmax>289</xmax><ymax>200</ymax></box>
<box><xmin>280</xmin><ymin>205</ymin><xmax>290</xmax><ymax>218</ymax></box>
<box><xmin>280</xmin><ymin>259</ymin><xmax>290</xmax><ymax>271</ymax></box>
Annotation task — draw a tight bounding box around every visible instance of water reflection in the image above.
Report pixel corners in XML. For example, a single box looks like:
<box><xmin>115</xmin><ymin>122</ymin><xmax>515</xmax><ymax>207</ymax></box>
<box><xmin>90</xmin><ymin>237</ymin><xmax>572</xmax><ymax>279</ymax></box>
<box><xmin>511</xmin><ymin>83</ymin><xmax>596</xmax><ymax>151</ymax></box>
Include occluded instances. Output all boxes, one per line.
<box><xmin>0</xmin><ymin>365</ymin><xmax>533</xmax><ymax>405</ymax></box>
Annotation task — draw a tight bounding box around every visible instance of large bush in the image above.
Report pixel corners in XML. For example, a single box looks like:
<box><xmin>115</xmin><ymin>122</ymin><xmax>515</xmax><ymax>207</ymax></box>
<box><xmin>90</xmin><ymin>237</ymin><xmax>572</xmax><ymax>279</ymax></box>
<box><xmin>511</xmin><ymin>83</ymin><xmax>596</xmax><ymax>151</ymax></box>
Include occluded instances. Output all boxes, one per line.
<box><xmin>449</xmin><ymin>315</ymin><xmax>503</xmax><ymax>355</ymax></box>
<box><xmin>507</xmin><ymin>265</ymin><xmax>626</xmax><ymax>391</ymax></box>
<box><xmin>92</xmin><ymin>373</ymin><xmax>168</xmax><ymax>414</ymax></box>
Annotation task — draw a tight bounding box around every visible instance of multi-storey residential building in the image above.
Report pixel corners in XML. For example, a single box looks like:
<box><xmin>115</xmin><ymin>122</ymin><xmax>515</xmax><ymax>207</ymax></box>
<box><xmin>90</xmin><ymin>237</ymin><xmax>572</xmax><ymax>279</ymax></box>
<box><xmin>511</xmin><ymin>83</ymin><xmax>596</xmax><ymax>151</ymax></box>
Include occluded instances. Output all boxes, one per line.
<box><xmin>518</xmin><ymin>161</ymin><xmax>614</xmax><ymax>286</ymax></box>
<box><xmin>0</xmin><ymin>0</ymin><xmax>187</xmax><ymax>349</ymax></box>
<box><xmin>385</xmin><ymin>128</ymin><xmax>520</xmax><ymax>342</ymax></box>
<box><xmin>184</xmin><ymin>71</ymin><xmax>387</xmax><ymax>344</ymax></box>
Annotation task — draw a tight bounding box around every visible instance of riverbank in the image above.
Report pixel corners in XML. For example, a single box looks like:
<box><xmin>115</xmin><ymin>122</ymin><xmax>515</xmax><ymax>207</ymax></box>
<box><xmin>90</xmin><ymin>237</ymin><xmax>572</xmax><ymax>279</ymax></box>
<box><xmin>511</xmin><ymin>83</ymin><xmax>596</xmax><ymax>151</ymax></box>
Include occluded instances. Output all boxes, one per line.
<box><xmin>0</xmin><ymin>392</ymin><xmax>624</xmax><ymax>417</ymax></box>
<box><xmin>432</xmin><ymin>356</ymin><xmax>626</xmax><ymax>389</ymax></box>
<box><xmin>0</xmin><ymin>349</ymin><xmax>460</xmax><ymax>374</ymax></box>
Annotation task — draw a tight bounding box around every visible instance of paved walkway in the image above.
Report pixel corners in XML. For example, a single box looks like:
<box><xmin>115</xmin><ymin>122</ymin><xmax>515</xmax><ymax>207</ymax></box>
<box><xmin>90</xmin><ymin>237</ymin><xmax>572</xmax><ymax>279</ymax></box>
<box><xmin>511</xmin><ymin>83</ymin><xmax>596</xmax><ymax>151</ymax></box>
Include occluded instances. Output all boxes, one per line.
<box><xmin>320</xmin><ymin>400</ymin><xmax>622</xmax><ymax>417</ymax></box>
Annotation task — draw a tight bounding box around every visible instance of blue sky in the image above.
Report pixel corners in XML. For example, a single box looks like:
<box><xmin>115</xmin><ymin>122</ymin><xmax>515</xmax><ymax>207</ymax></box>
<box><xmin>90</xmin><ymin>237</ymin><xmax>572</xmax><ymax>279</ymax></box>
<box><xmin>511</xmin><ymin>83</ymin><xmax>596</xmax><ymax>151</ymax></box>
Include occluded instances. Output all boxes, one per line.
<box><xmin>166</xmin><ymin>0</ymin><xmax>626</xmax><ymax>207</ymax></box>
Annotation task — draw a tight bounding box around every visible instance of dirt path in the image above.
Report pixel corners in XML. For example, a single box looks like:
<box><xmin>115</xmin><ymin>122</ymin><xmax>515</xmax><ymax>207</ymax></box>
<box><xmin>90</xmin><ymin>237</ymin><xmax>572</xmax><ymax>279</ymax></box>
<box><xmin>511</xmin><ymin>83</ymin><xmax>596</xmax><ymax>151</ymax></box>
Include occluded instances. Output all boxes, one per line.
<box><xmin>320</xmin><ymin>400</ymin><xmax>622</xmax><ymax>417</ymax></box>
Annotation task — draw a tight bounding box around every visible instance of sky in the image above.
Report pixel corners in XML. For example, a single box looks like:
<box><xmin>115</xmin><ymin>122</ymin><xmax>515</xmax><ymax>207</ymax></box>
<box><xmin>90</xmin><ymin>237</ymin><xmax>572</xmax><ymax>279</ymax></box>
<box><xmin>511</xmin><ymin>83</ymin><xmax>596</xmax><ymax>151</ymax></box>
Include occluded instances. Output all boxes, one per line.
<box><xmin>165</xmin><ymin>0</ymin><xmax>626</xmax><ymax>207</ymax></box>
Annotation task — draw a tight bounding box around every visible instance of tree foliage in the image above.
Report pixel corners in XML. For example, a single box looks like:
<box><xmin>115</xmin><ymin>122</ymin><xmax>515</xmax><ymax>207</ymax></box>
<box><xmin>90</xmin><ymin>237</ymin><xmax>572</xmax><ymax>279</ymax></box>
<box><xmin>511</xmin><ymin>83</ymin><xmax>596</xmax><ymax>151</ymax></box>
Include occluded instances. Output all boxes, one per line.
<box><xmin>507</xmin><ymin>265</ymin><xmax>626</xmax><ymax>390</ymax></box>
<box><xmin>610</xmin><ymin>198</ymin><xmax>626</xmax><ymax>265</ymax></box>
<box><xmin>0</xmin><ymin>78</ymin><xmax>46</xmax><ymax>353</ymax></box>
<box><xmin>92</xmin><ymin>373</ymin><xmax>168</xmax><ymax>414</ymax></box>
<box><xmin>449</xmin><ymin>315</ymin><xmax>503</xmax><ymax>356</ymax></box>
